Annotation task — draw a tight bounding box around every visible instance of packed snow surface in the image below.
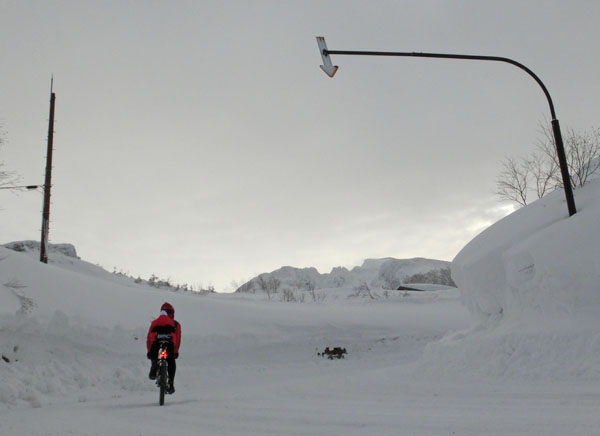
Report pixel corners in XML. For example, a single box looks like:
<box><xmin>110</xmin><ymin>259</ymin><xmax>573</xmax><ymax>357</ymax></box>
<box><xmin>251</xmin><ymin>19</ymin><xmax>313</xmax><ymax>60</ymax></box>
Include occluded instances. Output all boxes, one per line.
<box><xmin>1</xmin><ymin>179</ymin><xmax>600</xmax><ymax>435</ymax></box>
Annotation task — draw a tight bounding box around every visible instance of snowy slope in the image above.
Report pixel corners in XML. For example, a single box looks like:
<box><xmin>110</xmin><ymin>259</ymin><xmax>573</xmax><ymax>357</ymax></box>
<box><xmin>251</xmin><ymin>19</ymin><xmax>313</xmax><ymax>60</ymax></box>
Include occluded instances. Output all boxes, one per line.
<box><xmin>0</xmin><ymin>244</ymin><xmax>465</xmax><ymax>405</ymax></box>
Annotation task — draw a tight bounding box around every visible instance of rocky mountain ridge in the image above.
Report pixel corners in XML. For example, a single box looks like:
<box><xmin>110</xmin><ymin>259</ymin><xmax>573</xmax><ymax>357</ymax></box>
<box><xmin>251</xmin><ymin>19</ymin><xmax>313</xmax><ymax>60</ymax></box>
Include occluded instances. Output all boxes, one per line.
<box><xmin>236</xmin><ymin>257</ymin><xmax>455</xmax><ymax>294</ymax></box>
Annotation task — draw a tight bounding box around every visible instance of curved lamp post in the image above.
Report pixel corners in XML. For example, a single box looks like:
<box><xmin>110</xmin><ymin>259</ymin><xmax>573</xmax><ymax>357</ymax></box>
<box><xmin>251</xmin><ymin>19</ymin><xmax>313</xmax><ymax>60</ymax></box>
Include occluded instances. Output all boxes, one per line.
<box><xmin>316</xmin><ymin>37</ymin><xmax>576</xmax><ymax>217</ymax></box>
<box><xmin>0</xmin><ymin>185</ymin><xmax>41</xmax><ymax>190</ymax></box>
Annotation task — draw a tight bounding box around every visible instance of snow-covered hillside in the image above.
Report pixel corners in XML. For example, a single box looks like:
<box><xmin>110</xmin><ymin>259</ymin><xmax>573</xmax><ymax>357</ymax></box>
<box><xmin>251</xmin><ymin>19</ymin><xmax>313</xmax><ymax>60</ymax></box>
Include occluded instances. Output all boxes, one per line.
<box><xmin>236</xmin><ymin>257</ymin><xmax>454</xmax><ymax>297</ymax></box>
<box><xmin>1</xmin><ymin>178</ymin><xmax>600</xmax><ymax>435</ymax></box>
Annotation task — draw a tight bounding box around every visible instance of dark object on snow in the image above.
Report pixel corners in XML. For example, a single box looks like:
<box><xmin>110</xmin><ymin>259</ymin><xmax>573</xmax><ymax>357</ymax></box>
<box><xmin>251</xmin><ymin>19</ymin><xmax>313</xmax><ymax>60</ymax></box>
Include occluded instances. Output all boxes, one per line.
<box><xmin>396</xmin><ymin>285</ymin><xmax>425</xmax><ymax>291</ymax></box>
<box><xmin>318</xmin><ymin>347</ymin><xmax>347</xmax><ymax>359</ymax></box>
<box><xmin>2</xmin><ymin>355</ymin><xmax>10</xmax><ymax>363</ymax></box>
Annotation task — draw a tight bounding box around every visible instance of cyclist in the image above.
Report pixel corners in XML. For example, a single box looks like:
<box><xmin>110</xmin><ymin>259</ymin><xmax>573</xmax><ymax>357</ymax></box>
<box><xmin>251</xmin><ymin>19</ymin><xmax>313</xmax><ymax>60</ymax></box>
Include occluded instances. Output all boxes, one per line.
<box><xmin>147</xmin><ymin>302</ymin><xmax>181</xmax><ymax>393</ymax></box>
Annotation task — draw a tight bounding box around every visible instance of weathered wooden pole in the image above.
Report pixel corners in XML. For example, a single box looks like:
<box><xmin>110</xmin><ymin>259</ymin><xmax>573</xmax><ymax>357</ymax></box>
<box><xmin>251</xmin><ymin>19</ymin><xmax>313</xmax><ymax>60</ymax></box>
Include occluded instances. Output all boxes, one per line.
<box><xmin>40</xmin><ymin>79</ymin><xmax>56</xmax><ymax>263</ymax></box>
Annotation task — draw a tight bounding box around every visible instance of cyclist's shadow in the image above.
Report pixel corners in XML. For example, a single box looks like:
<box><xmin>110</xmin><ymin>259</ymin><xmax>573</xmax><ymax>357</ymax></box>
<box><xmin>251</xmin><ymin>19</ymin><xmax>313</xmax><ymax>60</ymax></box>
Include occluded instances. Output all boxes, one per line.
<box><xmin>105</xmin><ymin>397</ymin><xmax>199</xmax><ymax>409</ymax></box>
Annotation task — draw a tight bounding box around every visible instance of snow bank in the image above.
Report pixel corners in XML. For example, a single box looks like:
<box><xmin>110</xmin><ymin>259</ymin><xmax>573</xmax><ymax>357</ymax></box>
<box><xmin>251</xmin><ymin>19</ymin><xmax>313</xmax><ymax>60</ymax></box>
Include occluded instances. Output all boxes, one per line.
<box><xmin>425</xmin><ymin>179</ymin><xmax>600</xmax><ymax>380</ymax></box>
<box><xmin>454</xmin><ymin>179</ymin><xmax>600</xmax><ymax>324</ymax></box>
<box><xmin>0</xmin><ymin>311</ymin><xmax>148</xmax><ymax>408</ymax></box>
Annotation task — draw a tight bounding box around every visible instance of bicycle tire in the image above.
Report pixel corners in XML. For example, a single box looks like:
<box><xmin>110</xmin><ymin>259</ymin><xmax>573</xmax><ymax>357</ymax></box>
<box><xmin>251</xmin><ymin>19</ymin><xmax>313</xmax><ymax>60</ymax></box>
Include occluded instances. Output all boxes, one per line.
<box><xmin>158</xmin><ymin>362</ymin><xmax>168</xmax><ymax>406</ymax></box>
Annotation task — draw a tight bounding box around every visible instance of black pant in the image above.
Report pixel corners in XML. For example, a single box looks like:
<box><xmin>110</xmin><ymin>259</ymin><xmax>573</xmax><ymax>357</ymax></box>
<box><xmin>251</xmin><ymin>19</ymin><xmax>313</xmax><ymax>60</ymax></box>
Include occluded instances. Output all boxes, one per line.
<box><xmin>149</xmin><ymin>341</ymin><xmax>176</xmax><ymax>383</ymax></box>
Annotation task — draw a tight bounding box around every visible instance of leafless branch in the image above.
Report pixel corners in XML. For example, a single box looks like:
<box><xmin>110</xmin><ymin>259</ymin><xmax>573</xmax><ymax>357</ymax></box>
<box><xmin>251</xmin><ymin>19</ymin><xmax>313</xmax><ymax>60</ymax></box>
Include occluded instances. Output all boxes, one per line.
<box><xmin>496</xmin><ymin>156</ymin><xmax>529</xmax><ymax>206</ymax></box>
<box><xmin>497</xmin><ymin>124</ymin><xmax>600</xmax><ymax>207</ymax></box>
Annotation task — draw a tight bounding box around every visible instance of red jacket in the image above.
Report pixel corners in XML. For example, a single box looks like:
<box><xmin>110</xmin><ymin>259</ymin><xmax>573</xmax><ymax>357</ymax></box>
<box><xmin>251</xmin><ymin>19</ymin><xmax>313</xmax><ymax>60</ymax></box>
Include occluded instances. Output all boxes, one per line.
<box><xmin>147</xmin><ymin>314</ymin><xmax>181</xmax><ymax>354</ymax></box>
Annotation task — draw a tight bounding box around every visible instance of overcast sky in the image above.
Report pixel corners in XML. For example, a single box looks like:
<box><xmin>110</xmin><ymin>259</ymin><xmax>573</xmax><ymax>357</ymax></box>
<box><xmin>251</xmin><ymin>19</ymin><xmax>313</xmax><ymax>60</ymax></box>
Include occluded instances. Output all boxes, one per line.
<box><xmin>1</xmin><ymin>1</ymin><xmax>599</xmax><ymax>291</ymax></box>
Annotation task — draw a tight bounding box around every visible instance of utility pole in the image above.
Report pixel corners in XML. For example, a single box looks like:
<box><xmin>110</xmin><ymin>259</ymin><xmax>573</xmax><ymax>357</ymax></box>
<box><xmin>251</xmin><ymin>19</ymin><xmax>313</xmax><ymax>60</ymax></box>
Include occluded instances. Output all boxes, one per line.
<box><xmin>40</xmin><ymin>78</ymin><xmax>56</xmax><ymax>264</ymax></box>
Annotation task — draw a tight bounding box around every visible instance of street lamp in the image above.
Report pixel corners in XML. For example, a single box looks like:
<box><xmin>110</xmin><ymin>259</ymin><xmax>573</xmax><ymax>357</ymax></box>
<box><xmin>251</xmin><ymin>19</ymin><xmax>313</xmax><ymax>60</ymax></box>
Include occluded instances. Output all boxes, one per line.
<box><xmin>316</xmin><ymin>36</ymin><xmax>577</xmax><ymax>217</ymax></box>
<box><xmin>0</xmin><ymin>185</ymin><xmax>42</xmax><ymax>190</ymax></box>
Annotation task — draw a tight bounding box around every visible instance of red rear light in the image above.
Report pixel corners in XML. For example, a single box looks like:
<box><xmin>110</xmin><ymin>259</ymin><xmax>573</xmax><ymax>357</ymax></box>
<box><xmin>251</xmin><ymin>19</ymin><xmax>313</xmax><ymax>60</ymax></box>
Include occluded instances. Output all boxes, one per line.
<box><xmin>159</xmin><ymin>349</ymin><xmax>168</xmax><ymax>359</ymax></box>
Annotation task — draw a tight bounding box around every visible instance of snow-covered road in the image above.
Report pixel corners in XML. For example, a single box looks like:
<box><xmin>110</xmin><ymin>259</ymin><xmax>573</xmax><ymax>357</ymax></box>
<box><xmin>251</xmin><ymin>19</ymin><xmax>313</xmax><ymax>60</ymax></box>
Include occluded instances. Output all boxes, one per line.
<box><xmin>2</xmin><ymin>286</ymin><xmax>599</xmax><ymax>435</ymax></box>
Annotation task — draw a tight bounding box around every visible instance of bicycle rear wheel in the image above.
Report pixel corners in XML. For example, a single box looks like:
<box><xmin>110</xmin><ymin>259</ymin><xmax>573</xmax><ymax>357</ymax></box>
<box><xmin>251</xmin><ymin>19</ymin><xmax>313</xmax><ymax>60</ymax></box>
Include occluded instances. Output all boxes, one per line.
<box><xmin>158</xmin><ymin>363</ymin><xmax>168</xmax><ymax>406</ymax></box>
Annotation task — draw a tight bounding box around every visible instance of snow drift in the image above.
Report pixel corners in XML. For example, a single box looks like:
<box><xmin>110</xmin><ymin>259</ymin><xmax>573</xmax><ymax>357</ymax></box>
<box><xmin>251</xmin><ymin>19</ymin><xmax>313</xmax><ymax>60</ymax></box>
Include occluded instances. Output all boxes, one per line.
<box><xmin>455</xmin><ymin>179</ymin><xmax>600</xmax><ymax>325</ymax></box>
<box><xmin>423</xmin><ymin>177</ymin><xmax>600</xmax><ymax>379</ymax></box>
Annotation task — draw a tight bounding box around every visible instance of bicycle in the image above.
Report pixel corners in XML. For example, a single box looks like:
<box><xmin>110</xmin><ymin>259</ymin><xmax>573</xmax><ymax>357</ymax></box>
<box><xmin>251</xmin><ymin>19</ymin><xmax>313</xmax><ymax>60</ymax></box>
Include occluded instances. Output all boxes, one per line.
<box><xmin>155</xmin><ymin>340</ymin><xmax>171</xmax><ymax>406</ymax></box>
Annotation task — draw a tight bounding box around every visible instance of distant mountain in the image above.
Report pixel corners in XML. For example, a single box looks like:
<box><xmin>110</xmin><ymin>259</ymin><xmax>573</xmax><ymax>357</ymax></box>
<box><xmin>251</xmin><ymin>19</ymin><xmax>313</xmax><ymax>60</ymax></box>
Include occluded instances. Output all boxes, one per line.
<box><xmin>235</xmin><ymin>257</ymin><xmax>455</xmax><ymax>294</ymax></box>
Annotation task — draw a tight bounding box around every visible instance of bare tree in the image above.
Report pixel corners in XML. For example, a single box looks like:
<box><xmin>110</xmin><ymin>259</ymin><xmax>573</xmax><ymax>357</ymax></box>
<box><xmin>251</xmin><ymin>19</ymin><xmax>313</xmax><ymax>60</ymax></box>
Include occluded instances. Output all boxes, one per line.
<box><xmin>497</xmin><ymin>125</ymin><xmax>600</xmax><ymax>207</ymax></box>
<box><xmin>496</xmin><ymin>156</ymin><xmax>530</xmax><ymax>206</ymax></box>
<box><xmin>536</xmin><ymin>124</ymin><xmax>600</xmax><ymax>189</ymax></box>
<box><xmin>256</xmin><ymin>275</ymin><xmax>281</xmax><ymax>300</ymax></box>
<box><xmin>352</xmin><ymin>282</ymin><xmax>378</xmax><ymax>300</ymax></box>
<box><xmin>565</xmin><ymin>127</ymin><xmax>600</xmax><ymax>188</ymax></box>
<box><xmin>527</xmin><ymin>148</ymin><xmax>558</xmax><ymax>199</ymax></box>
<box><xmin>304</xmin><ymin>279</ymin><xmax>318</xmax><ymax>302</ymax></box>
